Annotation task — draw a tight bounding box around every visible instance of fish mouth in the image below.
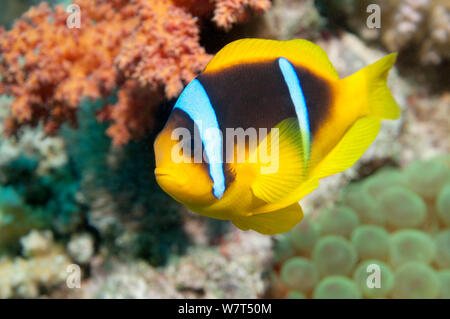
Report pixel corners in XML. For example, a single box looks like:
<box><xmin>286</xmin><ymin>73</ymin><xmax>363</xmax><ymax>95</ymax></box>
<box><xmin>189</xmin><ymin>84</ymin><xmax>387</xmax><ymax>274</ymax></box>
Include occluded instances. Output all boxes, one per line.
<box><xmin>154</xmin><ymin>168</ymin><xmax>173</xmax><ymax>178</ymax></box>
<box><xmin>154</xmin><ymin>167</ymin><xmax>188</xmax><ymax>185</ymax></box>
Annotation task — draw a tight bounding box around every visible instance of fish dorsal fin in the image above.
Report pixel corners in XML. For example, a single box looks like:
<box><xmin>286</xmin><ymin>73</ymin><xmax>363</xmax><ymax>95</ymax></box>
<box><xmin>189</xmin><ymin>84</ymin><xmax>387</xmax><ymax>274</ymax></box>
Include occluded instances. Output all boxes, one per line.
<box><xmin>205</xmin><ymin>38</ymin><xmax>339</xmax><ymax>80</ymax></box>
<box><xmin>310</xmin><ymin>116</ymin><xmax>381</xmax><ymax>180</ymax></box>
<box><xmin>232</xmin><ymin>202</ymin><xmax>304</xmax><ymax>235</ymax></box>
<box><xmin>250</xmin><ymin>118</ymin><xmax>306</xmax><ymax>204</ymax></box>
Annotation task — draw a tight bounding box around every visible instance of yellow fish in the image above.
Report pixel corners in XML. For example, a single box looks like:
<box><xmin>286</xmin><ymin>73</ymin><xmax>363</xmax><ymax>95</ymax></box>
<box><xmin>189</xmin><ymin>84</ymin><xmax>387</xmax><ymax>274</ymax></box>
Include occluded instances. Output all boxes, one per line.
<box><xmin>154</xmin><ymin>38</ymin><xmax>400</xmax><ymax>235</ymax></box>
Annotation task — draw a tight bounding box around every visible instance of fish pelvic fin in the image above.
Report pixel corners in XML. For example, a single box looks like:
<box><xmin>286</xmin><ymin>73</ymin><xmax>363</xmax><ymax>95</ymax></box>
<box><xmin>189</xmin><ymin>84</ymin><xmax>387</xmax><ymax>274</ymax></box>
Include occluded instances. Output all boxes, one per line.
<box><xmin>340</xmin><ymin>53</ymin><xmax>401</xmax><ymax>120</ymax></box>
<box><xmin>232</xmin><ymin>202</ymin><xmax>304</xmax><ymax>235</ymax></box>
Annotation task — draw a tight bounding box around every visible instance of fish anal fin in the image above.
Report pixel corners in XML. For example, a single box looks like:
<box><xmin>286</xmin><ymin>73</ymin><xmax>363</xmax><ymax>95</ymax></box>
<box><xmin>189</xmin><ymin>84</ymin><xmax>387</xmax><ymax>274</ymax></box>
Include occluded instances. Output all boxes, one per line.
<box><xmin>232</xmin><ymin>202</ymin><xmax>304</xmax><ymax>235</ymax></box>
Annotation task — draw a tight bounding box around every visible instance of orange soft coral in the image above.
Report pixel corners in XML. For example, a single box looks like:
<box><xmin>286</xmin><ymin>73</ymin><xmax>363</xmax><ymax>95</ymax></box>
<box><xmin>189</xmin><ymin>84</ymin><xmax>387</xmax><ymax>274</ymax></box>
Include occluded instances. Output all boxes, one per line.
<box><xmin>0</xmin><ymin>0</ymin><xmax>270</xmax><ymax>145</ymax></box>
<box><xmin>115</xmin><ymin>0</ymin><xmax>211</xmax><ymax>100</ymax></box>
<box><xmin>0</xmin><ymin>1</ymin><xmax>140</xmax><ymax>143</ymax></box>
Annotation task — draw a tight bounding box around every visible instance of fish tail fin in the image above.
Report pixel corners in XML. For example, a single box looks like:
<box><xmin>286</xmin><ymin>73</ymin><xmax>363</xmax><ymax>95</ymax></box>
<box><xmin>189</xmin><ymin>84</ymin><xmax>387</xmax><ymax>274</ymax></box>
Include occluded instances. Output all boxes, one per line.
<box><xmin>340</xmin><ymin>53</ymin><xmax>401</xmax><ymax>120</ymax></box>
<box><xmin>308</xmin><ymin>54</ymin><xmax>401</xmax><ymax>180</ymax></box>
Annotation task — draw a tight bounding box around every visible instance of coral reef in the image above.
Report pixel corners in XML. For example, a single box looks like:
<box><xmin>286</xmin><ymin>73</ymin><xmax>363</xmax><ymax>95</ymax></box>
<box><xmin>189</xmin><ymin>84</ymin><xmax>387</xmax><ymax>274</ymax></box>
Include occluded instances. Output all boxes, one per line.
<box><xmin>380</xmin><ymin>0</ymin><xmax>450</xmax><ymax>66</ymax></box>
<box><xmin>0</xmin><ymin>230</ymin><xmax>73</xmax><ymax>298</ymax></box>
<box><xmin>0</xmin><ymin>0</ymin><xmax>272</xmax><ymax>274</ymax></box>
<box><xmin>163</xmin><ymin>233</ymin><xmax>271</xmax><ymax>299</ymax></box>
<box><xmin>312</xmin><ymin>276</ymin><xmax>361</xmax><ymax>299</ymax></box>
<box><xmin>351</xmin><ymin>225</ymin><xmax>390</xmax><ymax>261</ymax></box>
<box><xmin>0</xmin><ymin>0</ymin><xmax>204</xmax><ymax>145</ymax></box>
<box><xmin>211</xmin><ymin>0</ymin><xmax>271</xmax><ymax>31</ymax></box>
<box><xmin>0</xmin><ymin>150</ymin><xmax>81</xmax><ymax>250</ymax></box>
<box><xmin>1</xmin><ymin>95</ymin><xmax>78</xmax><ymax>251</ymax></box>
<box><xmin>0</xmin><ymin>0</ymin><xmax>448</xmax><ymax>300</ymax></box>
<box><xmin>312</xmin><ymin>236</ymin><xmax>358</xmax><ymax>277</ymax></box>
<box><xmin>63</xmin><ymin>230</ymin><xmax>271</xmax><ymax>299</ymax></box>
<box><xmin>317</xmin><ymin>206</ymin><xmax>360</xmax><ymax>237</ymax></box>
<box><xmin>398</xmin><ymin>93</ymin><xmax>450</xmax><ymax>165</ymax></box>
<box><xmin>0</xmin><ymin>0</ymin><xmax>55</xmax><ymax>27</ymax></box>
<box><xmin>62</xmin><ymin>101</ymin><xmax>189</xmax><ymax>265</ymax></box>
<box><xmin>174</xmin><ymin>0</ymin><xmax>271</xmax><ymax>31</ymax></box>
<box><xmin>353</xmin><ymin>260</ymin><xmax>394</xmax><ymax>298</ymax></box>
<box><xmin>251</xmin><ymin>0</ymin><xmax>324</xmax><ymax>40</ymax></box>
<box><xmin>0</xmin><ymin>0</ymin><xmax>270</xmax><ymax>146</ymax></box>
<box><xmin>0</xmin><ymin>186</ymin><xmax>45</xmax><ymax>253</ymax></box>
<box><xmin>67</xmin><ymin>233</ymin><xmax>95</xmax><ymax>265</ymax></box>
<box><xmin>392</xmin><ymin>262</ymin><xmax>440</xmax><ymax>299</ymax></box>
<box><xmin>269</xmin><ymin>156</ymin><xmax>450</xmax><ymax>299</ymax></box>
<box><xmin>0</xmin><ymin>95</ymin><xmax>67</xmax><ymax>173</ymax></box>
<box><xmin>78</xmin><ymin>260</ymin><xmax>184</xmax><ymax>299</ymax></box>
<box><xmin>378</xmin><ymin>186</ymin><xmax>427</xmax><ymax>229</ymax></box>
<box><xmin>321</xmin><ymin>0</ymin><xmax>450</xmax><ymax>66</ymax></box>
<box><xmin>280</xmin><ymin>257</ymin><xmax>318</xmax><ymax>293</ymax></box>
<box><xmin>436</xmin><ymin>184</ymin><xmax>450</xmax><ymax>226</ymax></box>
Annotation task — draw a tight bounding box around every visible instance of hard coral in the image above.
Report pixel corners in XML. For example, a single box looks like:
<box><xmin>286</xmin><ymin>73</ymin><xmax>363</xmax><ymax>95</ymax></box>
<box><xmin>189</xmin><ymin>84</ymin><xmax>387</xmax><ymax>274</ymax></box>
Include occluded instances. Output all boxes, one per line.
<box><xmin>327</xmin><ymin>0</ymin><xmax>450</xmax><ymax>65</ymax></box>
<box><xmin>0</xmin><ymin>0</ymin><xmax>271</xmax><ymax>146</ymax></box>
<box><xmin>0</xmin><ymin>230</ymin><xmax>72</xmax><ymax>298</ymax></box>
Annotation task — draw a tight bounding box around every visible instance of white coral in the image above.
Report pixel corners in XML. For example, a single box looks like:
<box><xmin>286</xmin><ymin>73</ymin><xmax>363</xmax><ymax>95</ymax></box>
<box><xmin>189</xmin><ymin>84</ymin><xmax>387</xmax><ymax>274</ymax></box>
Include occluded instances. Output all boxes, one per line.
<box><xmin>342</xmin><ymin>0</ymin><xmax>449</xmax><ymax>65</ymax></box>
<box><xmin>0</xmin><ymin>95</ymin><xmax>67</xmax><ymax>174</ymax></box>
<box><xmin>0</xmin><ymin>230</ymin><xmax>72</xmax><ymax>298</ymax></box>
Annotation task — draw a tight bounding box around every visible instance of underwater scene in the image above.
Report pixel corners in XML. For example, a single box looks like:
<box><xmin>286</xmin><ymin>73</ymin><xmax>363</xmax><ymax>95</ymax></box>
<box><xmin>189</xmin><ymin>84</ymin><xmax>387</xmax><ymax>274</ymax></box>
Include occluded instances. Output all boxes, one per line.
<box><xmin>0</xmin><ymin>0</ymin><xmax>449</xmax><ymax>300</ymax></box>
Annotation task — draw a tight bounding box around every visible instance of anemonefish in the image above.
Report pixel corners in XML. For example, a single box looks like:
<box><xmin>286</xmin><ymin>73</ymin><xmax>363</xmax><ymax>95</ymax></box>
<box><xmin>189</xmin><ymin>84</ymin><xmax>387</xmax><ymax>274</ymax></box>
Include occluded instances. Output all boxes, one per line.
<box><xmin>154</xmin><ymin>38</ymin><xmax>401</xmax><ymax>235</ymax></box>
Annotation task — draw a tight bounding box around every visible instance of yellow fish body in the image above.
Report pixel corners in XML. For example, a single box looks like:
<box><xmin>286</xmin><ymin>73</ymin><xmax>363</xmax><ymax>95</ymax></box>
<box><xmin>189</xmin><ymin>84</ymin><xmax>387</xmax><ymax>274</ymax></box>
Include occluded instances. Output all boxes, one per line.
<box><xmin>154</xmin><ymin>38</ymin><xmax>401</xmax><ymax>235</ymax></box>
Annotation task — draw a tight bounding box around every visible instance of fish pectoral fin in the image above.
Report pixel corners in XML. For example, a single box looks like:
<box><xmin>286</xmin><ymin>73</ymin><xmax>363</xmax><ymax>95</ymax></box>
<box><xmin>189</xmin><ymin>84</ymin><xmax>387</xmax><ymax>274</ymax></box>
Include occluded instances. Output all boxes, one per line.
<box><xmin>310</xmin><ymin>116</ymin><xmax>381</xmax><ymax>180</ymax></box>
<box><xmin>232</xmin><ymin>202</ymin><xmax>304</xmax><ymax>235</ymax></box>
<box><xmin>250</xmin><ymin>118</ymin><xmax>306</xmax><ymax>204</ymax></box>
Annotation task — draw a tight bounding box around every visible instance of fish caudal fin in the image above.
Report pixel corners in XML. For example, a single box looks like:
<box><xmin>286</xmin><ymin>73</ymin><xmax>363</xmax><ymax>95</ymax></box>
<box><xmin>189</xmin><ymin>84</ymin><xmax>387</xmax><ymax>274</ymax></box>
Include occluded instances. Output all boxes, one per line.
<box><xmin>309</xmin><ymin>54</ymin><xmax>401</xmax><ymax>180</ymax></box>
<box><xmin>341</xmin><ymin>53</ymin><xmax>401</xmax><ymax>120</ymax></box>
<box><xmin>364</xmin><ymin>53</ymin><xmax>401</xmax><ymax>119</ymax></box>
<box><xmin>232</xmin><ymin>202</ymin><xmax>304</xmax><ymax>235</ymax></box>
<box><xmin>310</xmin><ymin>116</ymin><xmax>381</xmax><ymax>180</ymax></box>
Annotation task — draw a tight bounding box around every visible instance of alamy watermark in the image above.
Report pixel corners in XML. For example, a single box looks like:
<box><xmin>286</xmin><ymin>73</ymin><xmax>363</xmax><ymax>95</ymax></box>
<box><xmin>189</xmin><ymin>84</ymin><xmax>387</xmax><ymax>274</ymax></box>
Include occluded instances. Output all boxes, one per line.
<box><xmin>366</xmin><ymin>4</ymin><xmax>381</xmax><ymax>29</ymax></box>
<box><xmin>366</xmin><ymin>263</ymin><xmax>381</xmax><ymax>289</ymax></box>
<box><xmin>66</xmin><ymin>4</ymin><xmax>81</xmax><ymax>29</ymax></box>
<box><xmin>170</xmin><ymin>124</ymin><xmax>280</xmax><ymax>174</ymax></box>
<box><xmin>66</xmin><ymin>264</ymin><xmax>82</xmax><ymax>289</ymax></box>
